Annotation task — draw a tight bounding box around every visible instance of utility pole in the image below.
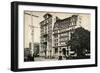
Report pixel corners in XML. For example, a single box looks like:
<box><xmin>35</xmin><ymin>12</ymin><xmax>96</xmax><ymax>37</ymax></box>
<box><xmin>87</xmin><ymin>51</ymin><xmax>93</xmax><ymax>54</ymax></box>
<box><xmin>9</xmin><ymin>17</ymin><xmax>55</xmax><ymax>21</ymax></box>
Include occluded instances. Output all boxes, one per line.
<box><xmin>25</xmin><ymin>12</ymin><xmax>39</xmax><ymax>58</ymax></box>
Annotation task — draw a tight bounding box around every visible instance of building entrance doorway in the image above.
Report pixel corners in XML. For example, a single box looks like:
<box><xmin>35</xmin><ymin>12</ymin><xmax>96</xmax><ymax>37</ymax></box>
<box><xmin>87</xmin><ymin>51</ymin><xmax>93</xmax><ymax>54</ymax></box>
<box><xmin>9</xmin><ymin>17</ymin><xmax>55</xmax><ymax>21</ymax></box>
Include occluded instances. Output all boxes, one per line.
<box><xmin>62</xmin><ymin>48</ymin><xmax>66</xmax><ymax>59</ymax></box>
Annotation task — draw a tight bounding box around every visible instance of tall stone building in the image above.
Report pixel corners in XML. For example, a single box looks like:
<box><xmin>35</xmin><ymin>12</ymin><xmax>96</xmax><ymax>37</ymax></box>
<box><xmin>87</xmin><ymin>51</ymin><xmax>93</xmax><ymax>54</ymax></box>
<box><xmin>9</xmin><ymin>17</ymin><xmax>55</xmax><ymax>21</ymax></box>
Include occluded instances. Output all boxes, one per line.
<box><xmin>40</xmin><ymin>13</ymin><xmax>53</xmax><ymax>58</ymax></box>
<box><xmin>53</xmin><ymin>15</ymin><xmax>81</xmax><ymax>59</ymax></box>
<box><xmin>40</xmin><ymin>13</ymin><xmax>82</xmax><ymax>59</ymax></box>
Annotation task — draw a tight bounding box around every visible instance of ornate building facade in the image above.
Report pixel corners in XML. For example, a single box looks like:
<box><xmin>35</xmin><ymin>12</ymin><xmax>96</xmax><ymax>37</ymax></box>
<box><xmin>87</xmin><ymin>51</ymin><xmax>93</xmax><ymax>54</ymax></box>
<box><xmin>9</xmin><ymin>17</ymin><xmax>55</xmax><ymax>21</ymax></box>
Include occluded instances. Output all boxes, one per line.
<box><xmin>40</xmin><ymin>13</ymin><xmax>82</xmax><ymax>59</ymax></box>
<box><xmin>53</xmin><ymin>15</ymin><xmax>81</xmax><ymax>59</ymax></box>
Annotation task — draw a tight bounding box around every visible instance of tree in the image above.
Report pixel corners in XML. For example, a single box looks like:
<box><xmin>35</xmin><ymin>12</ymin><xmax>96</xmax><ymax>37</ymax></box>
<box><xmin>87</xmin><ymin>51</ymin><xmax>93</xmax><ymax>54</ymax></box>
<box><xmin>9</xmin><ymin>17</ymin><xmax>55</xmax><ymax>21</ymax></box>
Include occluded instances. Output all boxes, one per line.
<box><xmin>66</xmin><ymin>27</ymin><xmax>90</xmax><ymax>58</ymax></box>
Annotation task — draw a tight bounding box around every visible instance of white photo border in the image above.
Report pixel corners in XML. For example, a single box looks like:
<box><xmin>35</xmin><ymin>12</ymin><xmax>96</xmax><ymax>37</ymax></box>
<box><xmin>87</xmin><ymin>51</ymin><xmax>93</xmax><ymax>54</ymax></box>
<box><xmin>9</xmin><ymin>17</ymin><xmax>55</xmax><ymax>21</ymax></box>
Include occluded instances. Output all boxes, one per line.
<box><xmin>18</xmin><ymin>4</ymin><xmax>96</xmax><ymax>69</ymax></box>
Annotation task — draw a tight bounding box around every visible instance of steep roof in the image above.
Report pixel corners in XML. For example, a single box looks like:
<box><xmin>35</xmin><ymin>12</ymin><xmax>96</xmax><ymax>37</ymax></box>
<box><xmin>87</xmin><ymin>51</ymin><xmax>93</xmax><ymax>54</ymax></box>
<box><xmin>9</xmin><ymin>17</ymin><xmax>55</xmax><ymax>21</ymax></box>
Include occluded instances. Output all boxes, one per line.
<box><xmin>53</xmin><ymin>16</ymin><xmax>71</xmax><ymax>30</ymax></box>
<box><xmin>53</xmin><ymin>15</ymin><xmax>78</xmax><ymax>31</ymax></box>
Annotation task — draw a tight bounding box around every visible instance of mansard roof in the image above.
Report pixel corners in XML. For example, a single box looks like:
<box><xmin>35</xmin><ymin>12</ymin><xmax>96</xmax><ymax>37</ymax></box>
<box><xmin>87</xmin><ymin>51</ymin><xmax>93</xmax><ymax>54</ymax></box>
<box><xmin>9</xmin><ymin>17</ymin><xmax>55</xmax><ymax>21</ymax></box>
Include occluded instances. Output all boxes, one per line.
<box><xmin>53</xmin><ymin>15</ymin><xmax>78</xmax><ymax>31</ymax></box>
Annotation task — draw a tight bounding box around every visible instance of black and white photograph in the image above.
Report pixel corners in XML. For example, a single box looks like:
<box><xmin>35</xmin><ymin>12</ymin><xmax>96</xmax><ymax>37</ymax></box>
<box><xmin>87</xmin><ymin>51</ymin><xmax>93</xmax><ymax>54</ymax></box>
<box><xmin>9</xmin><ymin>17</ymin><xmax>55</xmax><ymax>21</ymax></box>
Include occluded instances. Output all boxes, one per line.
<box><xmin>24</xmin><ymin>11</ymin><xmax>91</xmax><ymax>62</ymax></box>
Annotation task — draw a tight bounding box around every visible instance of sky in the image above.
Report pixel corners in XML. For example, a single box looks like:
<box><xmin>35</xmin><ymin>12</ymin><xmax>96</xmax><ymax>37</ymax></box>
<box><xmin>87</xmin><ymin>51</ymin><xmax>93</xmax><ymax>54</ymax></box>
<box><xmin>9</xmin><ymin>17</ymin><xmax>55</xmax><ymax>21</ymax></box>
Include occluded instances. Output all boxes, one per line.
<box><xmin>24</xmin><ymin>11</ymin><xmax>90</xmax><ymax>48</ymax></box>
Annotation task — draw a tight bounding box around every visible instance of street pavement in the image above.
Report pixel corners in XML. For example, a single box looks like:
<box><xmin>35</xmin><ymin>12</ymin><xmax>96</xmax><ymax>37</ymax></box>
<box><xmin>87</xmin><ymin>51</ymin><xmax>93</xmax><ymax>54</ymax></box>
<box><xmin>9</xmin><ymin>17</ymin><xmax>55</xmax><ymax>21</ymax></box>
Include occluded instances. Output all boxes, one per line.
<box><xmin>34</xmin><ymin>57</ymin><xmax>58</xmax><ymax>61</ymax></box>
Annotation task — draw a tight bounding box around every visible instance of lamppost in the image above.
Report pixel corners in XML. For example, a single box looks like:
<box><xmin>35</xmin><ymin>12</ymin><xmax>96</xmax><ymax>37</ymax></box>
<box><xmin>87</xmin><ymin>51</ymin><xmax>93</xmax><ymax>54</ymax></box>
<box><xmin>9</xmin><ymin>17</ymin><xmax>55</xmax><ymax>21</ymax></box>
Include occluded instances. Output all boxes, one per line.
<box><xmin>25</xmin><ymin>12</ymin><xmax>39</xmax><ymax>61</ymax></box>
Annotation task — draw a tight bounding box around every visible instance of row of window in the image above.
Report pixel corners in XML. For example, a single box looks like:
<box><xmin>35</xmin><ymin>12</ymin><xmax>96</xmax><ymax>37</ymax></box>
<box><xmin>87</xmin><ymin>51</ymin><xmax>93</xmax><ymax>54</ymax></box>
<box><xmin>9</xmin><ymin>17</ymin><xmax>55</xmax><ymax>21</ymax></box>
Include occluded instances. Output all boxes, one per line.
<box><xmin>60</xmin><ymin>32</ymin><xmax>69</xmax><ymax>36</ymax></box>
<box><xmin>41</xmin><ymin>37</ymin><xmax>47</xmax><ymax>42</ymax></box>
<box><xmin>41</xmin><ymin>25</ymin><xmax>52</xmax><ymax>34</ymax></box>
<box><xmin>60</xmin><ymin>42</ymin><xmax>66</xmax><ymax>45</ymax></box>
<box><xmin>54</xmin><ymin>34</ymin><xmax>58</xmax><ymax>38</ymax></box>
<box><xmin>59</xmin><ymin>26</ymin><xmax>76</xmax><ymax>33</ymax></box>
<box><xmin>54</xmin><ymin>42</ymin><xmax>66</xmax><ymax>47</ymax></box>
<box><xmin>54</xmin><ymin>39</ymin><xmax>58</xmax><ymax>42</ymax></box>
<box><xmin>40</xmin><ymin>18</ymin><xmax>52</xmax><ymax>26</ymax></box>
<box><xmin>60</xmin><ymin>37</ymin><xmax>69</xmax><ymax>42</ymax></box>
<box><xmin>53</xmin><ymin>30</ymin><xmax>58</xmax><ymax>33</ymax></box>
<box><xmin>54</xmin><ymin>43</ymin><xmax>58</xmax><ymax>46</ymax></box>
